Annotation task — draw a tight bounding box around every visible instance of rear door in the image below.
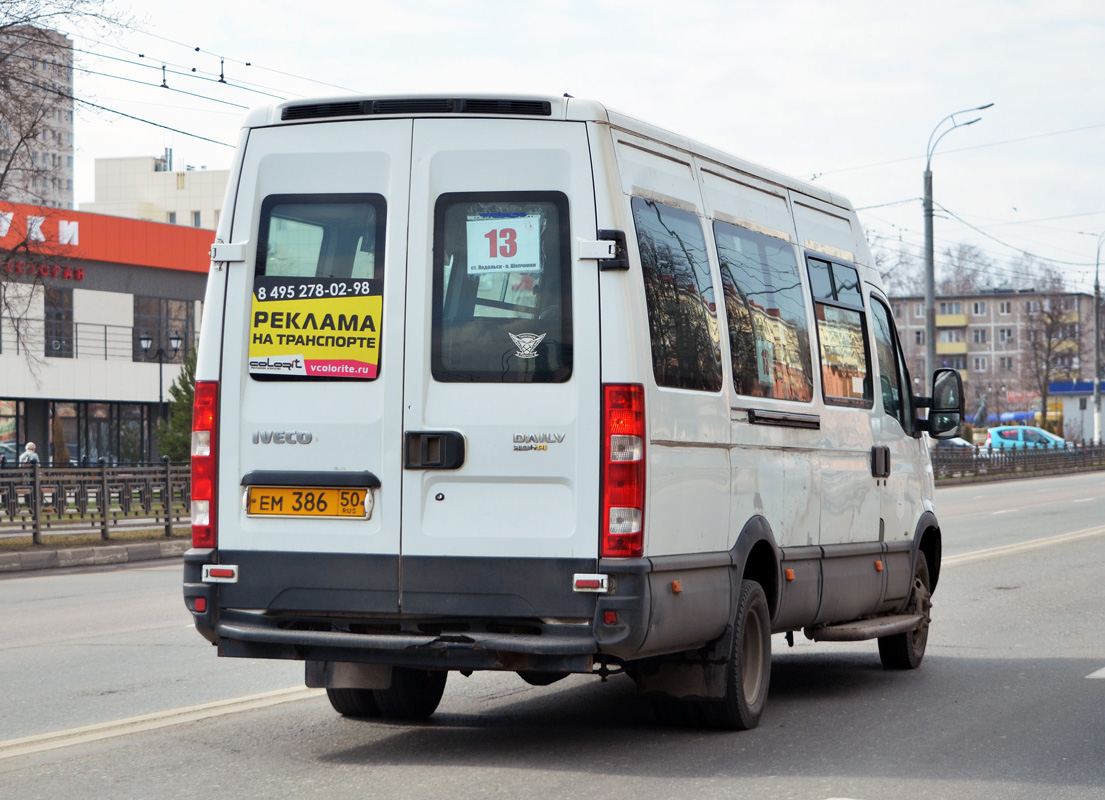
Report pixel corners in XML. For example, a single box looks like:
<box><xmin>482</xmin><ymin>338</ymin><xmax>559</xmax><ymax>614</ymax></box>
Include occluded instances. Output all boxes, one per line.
<box><xmin>399</xmin><ymin>117</ymin><xmax>601</xmax><ymax>615</ymax></box>
<box><xmin>217</xmin><ymin>119</ymin><xmax>412</xmax><ymax>612</ymax></box>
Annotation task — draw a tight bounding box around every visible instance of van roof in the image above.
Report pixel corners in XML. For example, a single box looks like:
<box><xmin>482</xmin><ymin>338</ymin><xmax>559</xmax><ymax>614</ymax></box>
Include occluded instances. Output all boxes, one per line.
<box><xmin>244</xmin><ymin>93</ymin><xmax>848</xmax><ymax>210</ymax></box>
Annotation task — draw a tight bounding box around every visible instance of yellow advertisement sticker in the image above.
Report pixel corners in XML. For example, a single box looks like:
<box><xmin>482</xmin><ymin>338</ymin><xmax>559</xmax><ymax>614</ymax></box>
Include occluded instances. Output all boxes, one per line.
<box><xmin>249</xmin><ymin>277</ymin><xmax>382</xmax><ymax>379</ymax></box>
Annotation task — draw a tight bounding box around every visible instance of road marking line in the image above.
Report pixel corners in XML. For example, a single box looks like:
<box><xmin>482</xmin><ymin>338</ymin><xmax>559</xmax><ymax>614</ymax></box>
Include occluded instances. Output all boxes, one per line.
<box><xmin>991</xmin><ymin>509</ymin><xmax>1015</xmax><ymax>515</ymax></box>
<box><xmin>1073</xmin><ymin>497</ymin><xmax>1094</xmax><ymax>503</ymax></box>
<box><xmin>0</xmin><ymin>687</ymin><xmax>322</xmax><ymax>761</ymax></box>
<box><xmin>945</xmin><ymin>525</ymin><xmax>1105</xmax><ymax>568</ymax></box>
<box><xmin>1087</xmin><ymin>668</ymin><xmax>1105</xmax><ymax>679</ymax></box>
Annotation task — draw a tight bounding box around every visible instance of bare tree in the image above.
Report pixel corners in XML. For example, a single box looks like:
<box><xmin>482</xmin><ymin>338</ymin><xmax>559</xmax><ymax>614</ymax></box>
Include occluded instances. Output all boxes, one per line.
<box><xmin>1</xmin><ymin>1</ymin><xmax>124</xmax><ymax>364</ymax></box>
<box><xmin>937</xmin><ymin>243</ymin><xmax>992</xmax><ymax>295</ymax></box>
<box><xmin>870</xmin><ymin>237</ymin><xmax>924</xmax><ymax>298</ymax></box>
<box><xmin>1021</xmin><ymin>263</ymin><xmax>1084</xmax><ymax>427</ymax></box>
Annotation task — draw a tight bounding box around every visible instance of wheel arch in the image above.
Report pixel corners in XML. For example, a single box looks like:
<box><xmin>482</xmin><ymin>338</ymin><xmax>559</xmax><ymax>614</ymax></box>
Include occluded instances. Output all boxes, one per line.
<box><xmin>732</xmin><ymin>515</ymin><xmax>781</xmax><ymax>621</ymax></box>
<box><xmin>914</xmin><ymin>511</ymin><xmax>942</xmax><ymax>592</ymax></box>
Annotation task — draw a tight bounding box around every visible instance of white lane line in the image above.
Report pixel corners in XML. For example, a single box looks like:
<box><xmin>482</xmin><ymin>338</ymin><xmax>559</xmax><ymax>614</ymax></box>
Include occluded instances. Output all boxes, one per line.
<box><xmin>1087</xmin><ymin>668</ymin><xmax>1105</xmax><ymax>679</ymax></box>
<box><xmin>945</xmin><ymin>525</ymin><xmax>1105</xmax><ymax>568</ymax></box>
<box><xmin>0</xmin><ymin>687</ymin><xmax>322</xmax><ymax>761</ymax></box>
<box><xmin>1073</xmin><ymin>497</ymin><xmax>1095</xmax><ymax>503</ymax></box>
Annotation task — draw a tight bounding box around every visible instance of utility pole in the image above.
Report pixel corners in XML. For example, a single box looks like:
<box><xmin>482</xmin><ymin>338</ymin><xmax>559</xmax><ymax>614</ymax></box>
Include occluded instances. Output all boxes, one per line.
<box><xmin>923</xmin><ymin>104</ymin><xmax>993</xmax><ymax>380</ymax></box>
<box><xmin>1094</xmin><ymin>232</ymin><xmax>1104</xmax><ymax>444</ymax></box>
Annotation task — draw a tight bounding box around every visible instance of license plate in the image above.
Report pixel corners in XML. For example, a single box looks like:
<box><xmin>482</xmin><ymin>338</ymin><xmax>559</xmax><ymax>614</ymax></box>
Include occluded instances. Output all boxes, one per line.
<box><xmin>246</xmin><ymin>486</ymin><xmax>371</xmax><ymax>518</ymax></box>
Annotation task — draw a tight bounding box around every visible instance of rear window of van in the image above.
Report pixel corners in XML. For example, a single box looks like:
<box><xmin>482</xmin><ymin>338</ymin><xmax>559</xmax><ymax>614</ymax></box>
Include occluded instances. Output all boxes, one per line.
<box><xmin>249</xmin><ymin>194</ymin><xmax>386</xmax><ymax>381</ymax></box>
<box><xmin>431</xmin><ymin>192</ymin><xmax>572</xmax><ymax>383</ymax></box>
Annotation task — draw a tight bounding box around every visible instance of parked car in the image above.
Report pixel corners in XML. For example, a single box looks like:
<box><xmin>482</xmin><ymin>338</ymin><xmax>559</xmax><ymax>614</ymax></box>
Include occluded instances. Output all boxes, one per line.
<box><xmin>932</xmin><ymin>435</ymin><xmax>989</xmax><ymax>477</ymax></box>
<box><xmin>985</xmin><ymin>425</ymin><xmax>1069</xmax><ymax>450</ymax></box>
<box><xmin>933</xmin><ymin>436</ymin><xmax>977</xmax><ymax>450</ymax></box>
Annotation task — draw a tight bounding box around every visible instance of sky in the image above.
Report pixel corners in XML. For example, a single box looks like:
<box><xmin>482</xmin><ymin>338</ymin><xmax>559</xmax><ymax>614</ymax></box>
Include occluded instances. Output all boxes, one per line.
<box><xmin>58</xmin><ymin>0</ymin><xmax>1105</xmax><ymax>293</ymax></box>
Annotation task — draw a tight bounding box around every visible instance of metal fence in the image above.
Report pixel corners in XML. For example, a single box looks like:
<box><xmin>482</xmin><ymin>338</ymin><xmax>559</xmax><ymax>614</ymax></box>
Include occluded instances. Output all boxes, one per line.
<box><xmin>6</xmin><ymin>320</ymin><xmax>140</xmax><ymax>360</ymax></box>
<box><xmin>932</xmin><ymin>442</ymin><xmax>1105</xmax><ymax>480</ymax></box>
<box><xmin>0</xmin><ymin>460</ymin><xmax>190</xmax><ymax>544</ymax></box>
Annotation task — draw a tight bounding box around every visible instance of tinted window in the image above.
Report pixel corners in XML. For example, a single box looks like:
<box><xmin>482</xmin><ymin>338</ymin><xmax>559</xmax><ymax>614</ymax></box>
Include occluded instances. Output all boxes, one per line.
<box><xmin>432</xmin><ymin>192</ymin><xmax>571</xmax><ymax>383</ymax></box>
<box><xmin>250</xmin><ymin>195</ymin><xmax>386</xmax><ymax>381</ymax></box>
<box><xmin>257</xmin><ymin>195</ymin><xmax>384</xmax><ymax>279</ymax></box>
<box><xmin>871</xmin><ymin>297</ymin><xmax>911</xmax><ymax>428</ymax></box>
<box><xmin>632</xmin><ymin>197</ymin><xmax>722</xmax><ymax>392</ymax></box>
<box><xmin>714</xmin><ymin>221</ymin><xmax>812</xmax><ymax>402</ymax></box>
<box><xmin>808</xmin><ymin>258</ymin><xmax>871</xmax><ymax>407</ymax></box>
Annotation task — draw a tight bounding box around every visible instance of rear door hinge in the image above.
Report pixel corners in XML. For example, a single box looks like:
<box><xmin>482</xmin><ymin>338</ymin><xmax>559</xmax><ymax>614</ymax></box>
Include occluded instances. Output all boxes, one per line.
<box><xmin>579</xmin><ymin>229</ymin><xmax>629</xmax><ymax>270</ymax></box>
<box><xmin>210</xmin><ymin>241</ymin><xmax>248</xmax><ymax>263</ymax></box>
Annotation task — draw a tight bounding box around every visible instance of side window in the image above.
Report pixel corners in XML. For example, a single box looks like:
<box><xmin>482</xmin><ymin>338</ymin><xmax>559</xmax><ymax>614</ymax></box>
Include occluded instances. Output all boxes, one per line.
<box><xmin>807</xmin><ymin>257</ymin><xmax>872</xmax><ymax>407</ymax></box>
<box><xmin>432</xmin><ymin>192</ymin><xmax>571</xmax><ymax>383</ymax></box>
<box><xmin>714</xmin><ymin>221</ymin><xmax>812</xmax><ymax>402</ymax></box>
<box><xmin>870</xmin><ymin>297</ymin><xmax>912</xmax><ymax>430</ymax></box>
<box><xmin>632</xmin><ymin>197</ymin><xmax>722</xmax><ymax>392</ymax></box>
<box><xmin>250</xmin><ymin>194</ymin><xmax>385</xmax><ymax>381</ymax></box>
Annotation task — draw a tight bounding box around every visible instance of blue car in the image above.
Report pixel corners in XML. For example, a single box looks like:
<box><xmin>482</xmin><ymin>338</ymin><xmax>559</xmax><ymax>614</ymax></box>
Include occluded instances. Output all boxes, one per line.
<box><xmin>985</xmin><ymin>425</ymin><xmax>1069</xmax><ymax>450</ymax></box>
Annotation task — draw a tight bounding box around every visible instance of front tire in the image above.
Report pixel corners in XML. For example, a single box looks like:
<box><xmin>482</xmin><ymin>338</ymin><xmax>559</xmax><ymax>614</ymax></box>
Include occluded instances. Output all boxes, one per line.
<box><xmin>878</xmin><ymin>553</ymin><xmax>932</xmax><ymax>670</ymax></box>
<box><xmin>701</xmin><ymin>579</ymin><xmax>772</xmax><ymax>730</ymax></box>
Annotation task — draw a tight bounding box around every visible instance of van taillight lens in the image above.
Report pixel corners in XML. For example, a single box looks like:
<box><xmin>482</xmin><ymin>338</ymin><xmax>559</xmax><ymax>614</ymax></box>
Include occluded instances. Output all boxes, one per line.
<box><xmin>191</xmin><ymin>381</ymin><xmax>218</xmax><ymax>548</ymax></box>
<box><xmin>602</xmin><ymin>384</ymin><xmax>645</xmax><ymax>558</ymax></box>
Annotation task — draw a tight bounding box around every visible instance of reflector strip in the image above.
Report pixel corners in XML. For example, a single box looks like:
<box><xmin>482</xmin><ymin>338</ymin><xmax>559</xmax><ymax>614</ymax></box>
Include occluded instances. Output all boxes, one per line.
<box><xmin>202</xmin><ymin>564</ymin><xmax>238</xmax><ymax>583</ymax></box>
<box><xmin>573</xmin><ymin>573</ymin><xmax>609</xmax><ymax>593</ymax></box>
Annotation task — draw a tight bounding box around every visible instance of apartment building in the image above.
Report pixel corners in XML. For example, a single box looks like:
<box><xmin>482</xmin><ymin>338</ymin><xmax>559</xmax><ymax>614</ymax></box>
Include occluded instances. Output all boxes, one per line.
<box><xmin>0</xmin><ymin>27</ymin><xmax>75</xmax><ymax>209</ymax></box>
<box><xmin>890</xmin><ymin>288</ymin><xmax>1096</xmax><ymax>424</ymax></box>
<box><xmin>1</xmin><ymin>201</ymin><xmax>212</xmax><ymax>464</ymax></box>
<box><xmin>80</xmin><ymin>151</ymin><xmax>229</xmax><ymax>230</ymax></box>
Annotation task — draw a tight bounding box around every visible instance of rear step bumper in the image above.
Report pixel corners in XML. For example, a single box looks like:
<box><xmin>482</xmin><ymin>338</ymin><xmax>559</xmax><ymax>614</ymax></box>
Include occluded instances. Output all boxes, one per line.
<box><xmin>214</xmin><ymin>612</ymin><xmax>598</xmax><ymax>673</ymax></box>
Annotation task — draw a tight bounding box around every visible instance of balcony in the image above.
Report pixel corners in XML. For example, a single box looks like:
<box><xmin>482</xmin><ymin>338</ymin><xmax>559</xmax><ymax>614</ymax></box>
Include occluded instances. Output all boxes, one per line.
<box><xmin>936</xmin><ymin>341</ymin><xmax>968</xmax><ymax>355</ymax></box>
<box><xmin>936</xmin><ymin>313</ymin><xmax>968</xmax><ymax>327</ymax></box>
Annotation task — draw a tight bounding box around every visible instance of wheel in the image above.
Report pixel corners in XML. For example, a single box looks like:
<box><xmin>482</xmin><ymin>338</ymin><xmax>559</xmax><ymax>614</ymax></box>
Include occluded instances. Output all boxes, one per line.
<box><xmin>878</xmin><ymin>553</ymin><xmax>932</xmax><ymax>670</ymax></box>
<box><xmin>373</xmin><ymin>667</ymin><xmax>447</xmax><ymax>720</ymax></box>
<box><xmin>326</xmin><ymin>687</ymin><xmax>382</xmax><ymax>718</ymax></box>
<box><xmin>700</xmin><ymin>579</ymin><xmax>772</xmax><ymax>730</ymax></box>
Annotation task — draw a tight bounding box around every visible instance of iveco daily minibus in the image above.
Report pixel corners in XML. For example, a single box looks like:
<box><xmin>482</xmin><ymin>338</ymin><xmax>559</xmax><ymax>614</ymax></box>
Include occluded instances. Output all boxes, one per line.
<box><xmin>184</xmin><ymin>94</ymin><xmax>963</xmax><ymax>730</ymax></box>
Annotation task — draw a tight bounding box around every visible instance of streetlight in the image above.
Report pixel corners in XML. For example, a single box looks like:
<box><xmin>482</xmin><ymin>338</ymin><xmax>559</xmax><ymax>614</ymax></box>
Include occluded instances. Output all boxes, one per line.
<box><xmin>139</xmin><ymin>330</ymin><xmax>183</xmax><ymax>420</ymax></box>
<box><xmin>1091</xmin><ymin>230</ymin><xmax>1100</xmax><ymax>446</ymax></box>
<box><xmin>923</xmin><ymin>103</ymin><xmax>994</xmax><ymax>381</ymax></box>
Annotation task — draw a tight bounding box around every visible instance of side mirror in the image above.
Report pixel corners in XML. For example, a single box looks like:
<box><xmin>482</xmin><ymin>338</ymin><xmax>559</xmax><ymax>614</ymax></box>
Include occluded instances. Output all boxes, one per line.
<box><xmin>928</xmin><ymin>368</ymin><xmax>963</xmax><ymax>439</ymax></box>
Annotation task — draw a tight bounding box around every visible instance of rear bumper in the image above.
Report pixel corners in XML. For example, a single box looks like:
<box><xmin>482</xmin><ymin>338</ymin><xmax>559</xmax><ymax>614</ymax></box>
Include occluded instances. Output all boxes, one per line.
<box><xmin>183</xmin><ymin>548</ymin><xmax>659</xmax><ymax>671</ymax></box>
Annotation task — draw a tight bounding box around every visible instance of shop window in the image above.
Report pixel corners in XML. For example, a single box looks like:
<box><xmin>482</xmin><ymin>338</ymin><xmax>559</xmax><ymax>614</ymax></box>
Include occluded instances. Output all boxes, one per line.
<box><xmin>45</xmin><ymin>287</ymin><xmax>73</xmax><ymax>358</ymax></box>
<box><xmin>133</xmin><ymin>297</ymin><xmax>194</xmax><ymax>362</ymax></box>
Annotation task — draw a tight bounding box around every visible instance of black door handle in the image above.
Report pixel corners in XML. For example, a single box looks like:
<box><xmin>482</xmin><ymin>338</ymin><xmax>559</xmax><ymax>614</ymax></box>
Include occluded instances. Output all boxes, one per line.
<box><xmin>405</xmin><ymin>431</ymin><xmax>466</xmax><ymax>470</ymax></box>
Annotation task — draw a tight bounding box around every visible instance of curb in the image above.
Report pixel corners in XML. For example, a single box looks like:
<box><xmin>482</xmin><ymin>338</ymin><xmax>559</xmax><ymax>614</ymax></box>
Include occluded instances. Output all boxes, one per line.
<box><xmin>0</xmin><ymin>539</ymin><xmax>189</xmax><ymax>574</ymax></box>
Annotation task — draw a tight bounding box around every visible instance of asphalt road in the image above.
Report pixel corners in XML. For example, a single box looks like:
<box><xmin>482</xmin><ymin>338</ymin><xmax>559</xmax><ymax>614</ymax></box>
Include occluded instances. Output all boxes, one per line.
<box><xmin>2</xmin><ymin>473</ymin><xmax>1104</xmax><ymax>800</ymax></box>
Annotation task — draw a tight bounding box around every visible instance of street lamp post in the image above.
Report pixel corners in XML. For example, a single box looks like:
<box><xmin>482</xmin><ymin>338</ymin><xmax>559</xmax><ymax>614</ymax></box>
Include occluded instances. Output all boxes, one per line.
<box><xmin>139</xmin><ymin>331</ymin><xmax>183</xmax><ymax>421</ymax></box>
<box><xmin>1094</xmin><ymin>232</ymin><xmax>1104</xmax><ymax>445</ymax></box>
<box><xmin>923</xmin><ymin>103</ymin><xmax>994</xmax><ymax>380</ymax></box>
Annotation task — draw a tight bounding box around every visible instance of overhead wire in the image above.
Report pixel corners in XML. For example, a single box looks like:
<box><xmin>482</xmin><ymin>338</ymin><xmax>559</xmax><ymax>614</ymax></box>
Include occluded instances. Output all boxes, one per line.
<box><xmin>5</xmin><ymin>73</ymin><xmax>234</xmax><ymax>148</ymax></box>
<box><xmin>107</xmin><ymin>22</ymin><xmax>362</xmax><ymax>95</ymax></box>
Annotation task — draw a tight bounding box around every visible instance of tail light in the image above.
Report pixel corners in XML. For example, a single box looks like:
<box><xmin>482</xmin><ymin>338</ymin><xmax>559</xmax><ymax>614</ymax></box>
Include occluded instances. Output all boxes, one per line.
<box><xmin>191</xmin><ymin>381</ymin><xmax>218</xmax><ymax>548</ymax></box>
<box><xmin>601</xmin><ymin>384</ymin><xmax>645</xmax><ymax>558</ymax></box>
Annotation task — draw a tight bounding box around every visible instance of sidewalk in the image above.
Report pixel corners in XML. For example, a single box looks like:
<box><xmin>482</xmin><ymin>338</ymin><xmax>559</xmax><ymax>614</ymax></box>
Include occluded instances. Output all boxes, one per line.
<box><xmin>0</xmin><ymin>538</ymin><xmax>189</xmax><ymax>574</ymax></box>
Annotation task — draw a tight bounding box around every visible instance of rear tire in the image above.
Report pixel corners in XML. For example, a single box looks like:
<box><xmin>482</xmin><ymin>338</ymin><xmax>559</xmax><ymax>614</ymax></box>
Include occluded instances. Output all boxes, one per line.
<box><xmin>326</xmin><ymin>687</ymin><xmax>382</xmax><ymax>718</ymax></box>
<box><xmin>700</xmin><ymin>579</ymin><xmax>771</xmax><ymax>731</ymax></box>
<box><xmin>373</xmin><ymin>668</ymin><xmax>447</xmax><ymax>720</ymax></box>
<box><xmin>878</xmin><ymin>554</ymin><xmax>931</xmax><ymax>670</ymax></box>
